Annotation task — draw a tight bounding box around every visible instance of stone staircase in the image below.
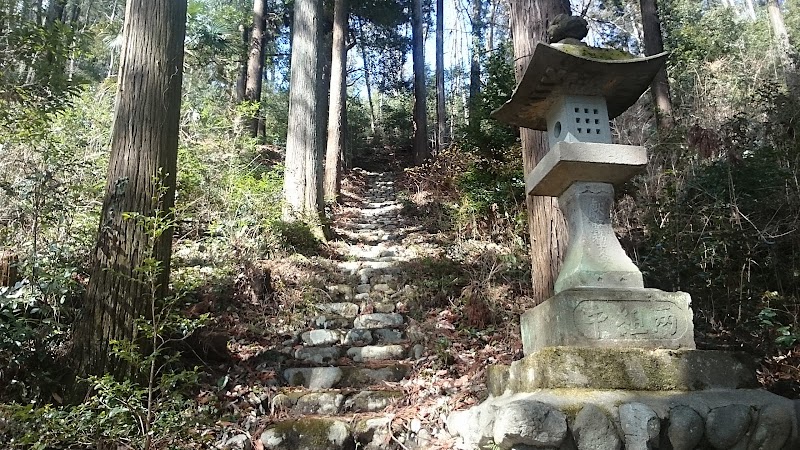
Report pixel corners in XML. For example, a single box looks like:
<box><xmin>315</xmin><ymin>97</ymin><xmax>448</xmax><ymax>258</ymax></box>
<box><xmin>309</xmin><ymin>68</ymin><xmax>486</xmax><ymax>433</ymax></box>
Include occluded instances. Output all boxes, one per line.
<box><xmin>259</xmin><ymin>170</ymin><xmax>426</xmax><ymax>450</ymax></box>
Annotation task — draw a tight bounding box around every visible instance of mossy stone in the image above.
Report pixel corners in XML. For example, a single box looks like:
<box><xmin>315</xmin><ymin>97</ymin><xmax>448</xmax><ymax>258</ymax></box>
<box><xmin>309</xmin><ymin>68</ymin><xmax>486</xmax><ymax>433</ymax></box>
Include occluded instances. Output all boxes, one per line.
<box><xmin>502</xmin><ymin>347</ymin><xmax>756</xmax><ymax>392</ymax></box>
<box><xmin>261</xmin><ymin>418</ymin><xmax>354</xmax><ymax>450</ymax></box>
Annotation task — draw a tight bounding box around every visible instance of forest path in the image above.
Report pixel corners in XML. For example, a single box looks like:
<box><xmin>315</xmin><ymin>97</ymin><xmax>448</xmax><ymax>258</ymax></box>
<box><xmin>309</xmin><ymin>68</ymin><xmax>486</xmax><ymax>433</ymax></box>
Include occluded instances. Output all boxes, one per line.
<box><xmin>242</xmin><ymin>169</ymin><xmax>457</xmax><ymax>449</ymax></box>
<box><xmin>208</xmin><ymin>149</ymin><xmax>522</xmax><ymax>450</ymax></box>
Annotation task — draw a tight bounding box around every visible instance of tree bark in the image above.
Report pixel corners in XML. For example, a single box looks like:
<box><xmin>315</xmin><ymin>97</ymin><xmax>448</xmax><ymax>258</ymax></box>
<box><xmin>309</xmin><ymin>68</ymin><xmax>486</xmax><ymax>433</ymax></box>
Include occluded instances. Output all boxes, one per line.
<box><xmin>509</xmin><ymin>0</ymin><xmax>569</xmax><ymax>305</ymax></box>
<box><xmin>412</xmin><ymin>0</ymin><xmax>428</xmax><ymax>165</ymax></box>
<box><xmin>468</xmin><ymin>0</ymin><xmax>483</xmax><ymax>131</ymax></box>
<box><xmin>767</xmin><ymin>0</ymin><xmax>796</xmax><ymax>89</ymax></box>
<box><xmin>435</xmin><ymin>0</ymin><xmax>446</xmax><ymax>155</ymax></box>
<box><xmin>486</xmin><ymin>0</ymin><xmax>499</xmax><ymax>53</ymax></box>
<box><xmin>245</xmin><ymin>0</ymin><xmax>267</xmax><ymax>137</ymax></box>
<box><xmin>44</xmin><ymin>0</ymin><xmax>66</xmax><ymax>27</ymax></box>
<box><xmin>639</xmin><ymin>0</ymin><xmax>674</xmax><ymax>131</ymax></box>
<box><xmin>106</xmin><ymin>0</ymin><xmax>119</xmax><ymax>78</ymax></box>
<box><xmin>324</xmin><ymin>0</ymin><xmax>348</xmax><ymax>202</ymax></box>
<box><xmin>315</xmin><ymin>2</ymin><xmax>333</xmax><ymax>207</ymax></box>
<box><xmin>236</xmin><ymin>25</ymin><xmax>251</xmax><ymax>103</ymax></box>
<box><xmin>284</xmin><ymin>0</ymin><xmax>323</xmax><ymax>221</ymax></box>
<box><xmin>357</xmin><ymin>17</ymin><xmax>376</xmax><ymax>134</ymax></box>
<box><xmin>743</xmin><ymin>0</ymin><xmax>757</xmax><ymax>21</ymax></box>
<box><xmin>76</xmin><ymin>0</ymin><xmax>187</xmax><ymax>378</ymax></box>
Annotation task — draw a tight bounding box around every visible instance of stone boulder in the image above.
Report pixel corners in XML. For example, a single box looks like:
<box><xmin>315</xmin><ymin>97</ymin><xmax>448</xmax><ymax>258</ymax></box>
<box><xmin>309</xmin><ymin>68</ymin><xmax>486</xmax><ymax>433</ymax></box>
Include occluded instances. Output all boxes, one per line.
<box><xmin>492</xmin><ymin>400</ymin><xmax>568</xmax><ymax>448</ymax></box>
<box><xmin>706</xmin><ymin>404</ymin><xmax>752</xmax><ymax>449</ymax></box>
<box><xmin>666</xmin><ymin>405</ymin><xmax>704</xmax><ymax>450</ymax></box>
<box><xmin>572</xmin><ymin>404</ymin><xmax>621</xmax><ymax>450</ymax></box>
<box><xmin>619</xmin><ymin>402</ymin><xmax>660</xmax><ymax>449</ymax></box>
<box><xmin>547</xmin><ymin>14</ymin><xmax>589</xmax><ymax>44</ymax></box>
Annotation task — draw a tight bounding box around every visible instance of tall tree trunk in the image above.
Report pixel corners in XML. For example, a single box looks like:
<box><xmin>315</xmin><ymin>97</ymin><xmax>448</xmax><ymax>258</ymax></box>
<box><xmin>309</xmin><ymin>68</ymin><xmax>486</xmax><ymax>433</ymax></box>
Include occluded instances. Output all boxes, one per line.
<box><xmin>245</xmin><ymin>0</ymin><xmax>267</xmax><ymax>137</ymax></box>
<box><xmin>324</xmin><ymin>0</ymin><xmax>348</xmax><ymax>202</ymax></box>
<box><xmin>315</xmin><ymin>1</ymin><xmax>333</xmax><ymax>208</ymax></box>
<box><xmin>639</xmin><ymin>0</ymin><xmax>674</xmax><ymax>131</ymax></box>
<box><xmin>236</xmin><ymin>25</ymin><xmax>251</xmax><ymax>103</ymax></box>
<box><xmin>106</xmin><ymin>0</ymin><xmax>119</xmax><ymax>78</ymax></box>
<box><xmin>44</xmin><ymin>0</ymin><xmax>65</xmax><ymax>27</ymax></box>
<box><xmin>412</xmin><ymin>0</ymin><xmax>428</xmax><ymax>165</ymax></box>
<box><xmin>768</xmin><ymin>0</ymin><xmax>796</xmax><ymax>89</ymax></box>
<box><xmin>435</xmin><ymin>0</ymin><xmax>446</xmax><ymax>155</ymax></box>
<box><xmin>284</xmin><ymin>0</ymin><xmax>323</xmax><ymax>221</ymax></box>
<box><xmin>509</xmin><ymin>0</ymin><xmax>569</xmax><ymax>305</ymax></box>
<box><xmin>486</xmin><ymin>0</ymin><xmax>498</xmax><ymax>52</ymax></box>
<box><xmin>357</xmin><ymin>17</ymin><xmax>376</xmax><ymax>134</ymax></box>
<box><xmin>75</xmin><ymin>0</ymin><xmax>187</xmax><ymax>378</ymax></box>
<box><xmin>468</xmin><ymin>0</ymin><xmax>483</xmax><ymax>131</ymax></box>
<box><xmin>744</xmin><ymin>0</ymin><xmax>757</xmax><ymax>21</ymax></box>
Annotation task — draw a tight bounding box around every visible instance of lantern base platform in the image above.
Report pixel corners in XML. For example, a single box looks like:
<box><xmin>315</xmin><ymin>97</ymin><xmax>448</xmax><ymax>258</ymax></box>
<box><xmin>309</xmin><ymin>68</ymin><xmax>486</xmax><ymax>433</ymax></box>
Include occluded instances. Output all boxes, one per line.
<box><xmin>525</xmin><ymin>141</ymin><xmax>647</xmax><ymax>197</ymax></box>
<box><xmin>487</xmin><ymin>347</ymin><xmax>756</xmax><ymax>394</ymax></box>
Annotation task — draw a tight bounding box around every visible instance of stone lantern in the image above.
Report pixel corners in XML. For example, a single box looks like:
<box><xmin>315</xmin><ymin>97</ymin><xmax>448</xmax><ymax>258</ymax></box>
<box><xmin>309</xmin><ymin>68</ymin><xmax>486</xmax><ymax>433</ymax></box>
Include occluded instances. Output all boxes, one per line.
<box><xmin>492</xmin><ymin>43</ymin><xmax>696</xmax><ymax>354</ymax></box>
<box><xmin>446</xmin><ymin>42</ymin><xmax>800</xmax><ymax>450</ymax></box>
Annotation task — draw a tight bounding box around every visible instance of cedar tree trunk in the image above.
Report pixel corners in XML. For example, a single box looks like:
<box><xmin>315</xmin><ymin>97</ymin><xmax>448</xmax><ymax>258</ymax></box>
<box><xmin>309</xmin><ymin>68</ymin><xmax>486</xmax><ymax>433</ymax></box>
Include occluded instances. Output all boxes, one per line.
<box><xmin>435</xmin><ymin>0</ymin><xmax>447</xmax><ymax>154</ymax></box>
<box><xmin>509</xmin><ymin>0</ymin><xmax>570</xmax><ymax>304</ymax></box>
<box><xmin>468</xmin><ymin>0</ymin><xmax>483</xmax><ymax>131</ymax></box>
<box><xmin>412</xmin><ymin>0</ymin><xmax>428</xmax><ymax>165</ymax></box>
<box><xmin>324</xmin><ymin>0</ymin><xmax>348</xmax><ymax>202</ymax></box>
<box><xmin>76</xmin><ymin>0</ymin><xmax>187</xmax><ymax>378</ymax></box>
<box><xmin>639</xmin><ymin>0</ymin><xmax>674</xmax><ymax>131</ymax></box>
<box><xmin>283</xmin><ymin>0</ymin><xmax>323</xmax><ymax>221</ymax></box>
<box><xmin>768</xmin><ymin>0</ymin><xmax>796</xmax><ymax>89</ymax></box>
<box><xmin>245</xmin><ymin>0</ymin><xmax>267</xmax><ymax>137</ymax></box>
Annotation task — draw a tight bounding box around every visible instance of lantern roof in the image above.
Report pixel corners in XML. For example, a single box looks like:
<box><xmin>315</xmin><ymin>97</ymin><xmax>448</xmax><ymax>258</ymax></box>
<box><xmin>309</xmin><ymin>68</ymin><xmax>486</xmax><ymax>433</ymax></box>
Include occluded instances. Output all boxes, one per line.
<box><xmin>491</xmin><ymin>43</ymin><xmax>669</xmax><ymax>131</ymax></box>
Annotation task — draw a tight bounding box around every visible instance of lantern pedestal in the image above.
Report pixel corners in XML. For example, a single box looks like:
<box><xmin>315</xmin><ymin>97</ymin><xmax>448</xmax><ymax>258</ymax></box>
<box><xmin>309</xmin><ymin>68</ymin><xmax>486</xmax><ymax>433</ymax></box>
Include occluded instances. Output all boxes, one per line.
<box><xmin>520</xmin><ymin>287</ymin><xmax>696</xmax><ymax>353</ymax></box>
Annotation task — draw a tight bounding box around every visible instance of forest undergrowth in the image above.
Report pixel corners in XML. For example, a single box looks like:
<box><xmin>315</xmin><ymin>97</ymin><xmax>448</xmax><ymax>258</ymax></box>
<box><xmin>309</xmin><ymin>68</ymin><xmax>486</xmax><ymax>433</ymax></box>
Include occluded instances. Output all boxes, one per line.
<box><xmin>3</xmin><ymin>0</ymin><xmax>800</xmax><ymax>444</ymax></box>
<box><xmin>0</xmin><ymin>120</ymin><xmax>535</xmax><ymax>447</ymax></box>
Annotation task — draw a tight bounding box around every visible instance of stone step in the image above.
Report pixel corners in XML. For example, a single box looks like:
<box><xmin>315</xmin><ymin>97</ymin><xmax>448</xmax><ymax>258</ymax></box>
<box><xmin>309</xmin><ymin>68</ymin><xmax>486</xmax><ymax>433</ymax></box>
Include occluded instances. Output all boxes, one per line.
<box><xmin>338</xmin><ymin>231</ymin><xmax>393</xmax><ymax>243</ymax></box>
<box><xmin>346</xmin><ymin>344</ymin><xmax>407</xmax><ymax>362</ymax></box>
<box><xmin>283</xmin><ymin>363</ymin><xmax>410</xmax><ymax>389</ymax></box>
<box><xmin>298</xmin><ymin>327</ymin><xmax>405</xmax><ymax>346</ymax></box>
<box><xmin>312</xmin><ymin>310</ymin><xmax>407</xmax><ymax>331</ymax></box>
<box><xmin>275</xmin><ymin>389</ymin><xmax>405</xmax><ymax>416</ymax></box>
<box><xmin>335</xmin><ymin>261</ymin><xmax>361</xmax><ymax>275</ymax></box>
<box><xmin>361</xmin><ymin>209</ymin><xmax>401</xmax><ymax>218</ymax></box>
<box><xmin>372</xmin><ymin>328</ymin><xmax>405</xmax><ymax>344</ymax></box>
<box><xmin>260</xmin><ymin>403</ymin><xmax>425</xmax><ymax>449</ymax></box>
<box><xmin>314</xmin><ymin>314</ymin><xmax>354</xmax><ymax>330</ymax></box>
<box><xmin>316</xmin><ymin>301</ymin><xmax>359</xmax><ymax>317</ymax></box>
<box><xmin>294</xmin><ymin>346</ymin><xmax>341</xmax><ymax>365</ymax></box>
<box><xmin>355</xmin><ymin>282</ymin><xmax>398</xmax><ymax>295</ymax></box>
<box><xmin>259</xmin><ymin>417</ymin><xmax>381</xmax><ymax>450</ymax></box>
<box><xmin>293</xmin><ymin>342</ymin><xmax>410</xmax><ymax>365</ymax></box>
<box><xmin>355</xmin><ymin>223</ymin><xmax>379</xmax><ymax>230</ymax></box>
<box><xmin>300</xmin><ymin>329</ymin><xmax>342</xmax><ymax>346</ymax></box>
<box><xmin>357</xmin><ymin>300</ymin><xmax>396</xmax><ymax>313</ymax></box>
<box><xmin>353</xmin><ymin>313</ymin><xmax>404</xmax><ymax>329</ymax></box>
<box><xmin>363</xmin><ymin>202</ymin><xmax>399</xmax><ymax>209</ymax></box>
<box><xmin>356</xmin><ymin>266</ymin><xmax>400</xmax><ymax>283</ymax></box>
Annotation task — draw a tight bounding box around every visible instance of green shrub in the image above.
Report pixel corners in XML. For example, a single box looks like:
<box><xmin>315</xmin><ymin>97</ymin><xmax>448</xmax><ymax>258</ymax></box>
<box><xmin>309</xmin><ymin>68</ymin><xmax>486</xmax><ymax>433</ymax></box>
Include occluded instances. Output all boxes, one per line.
<box><xmin>269</xmin><ymin>220</ymin><xmax>321</xmax><ymax>255</ymax></box>
<box><xmin>633</xmin><ymin>86</ymin><xmax>800</xmax><ymax>325</ymax></box>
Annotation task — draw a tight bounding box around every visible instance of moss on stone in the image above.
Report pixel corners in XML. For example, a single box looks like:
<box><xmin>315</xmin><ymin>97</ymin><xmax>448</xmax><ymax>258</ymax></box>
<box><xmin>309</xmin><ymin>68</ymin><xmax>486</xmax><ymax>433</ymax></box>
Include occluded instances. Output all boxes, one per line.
<box><xmin>505</xmin><ymin>347</ymin><xmax>755</xmax><ymax>393</ymax></box>
<box><xmin>552</xmin><ymin>43</ymin><xmax>636</xmax><ymax>61</ymax></box>
<box><xmin>268</xmin><ymin>418</ymin><xmax>351</xmax><ymax>448</ymax></box>
<box><xmin>560</xmin><ymin>403</ymin><xmax>585</xmax><ymax>422</ymax></box>
<box><xmin>487</xmin><ymin>365</ymin><xmax>510</xmax><ymax>397</ymax></box>
<box><xmin>538</xmin><ymin>347</ymin><xmax>681</xmax><ymax>390</ymax></box>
